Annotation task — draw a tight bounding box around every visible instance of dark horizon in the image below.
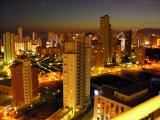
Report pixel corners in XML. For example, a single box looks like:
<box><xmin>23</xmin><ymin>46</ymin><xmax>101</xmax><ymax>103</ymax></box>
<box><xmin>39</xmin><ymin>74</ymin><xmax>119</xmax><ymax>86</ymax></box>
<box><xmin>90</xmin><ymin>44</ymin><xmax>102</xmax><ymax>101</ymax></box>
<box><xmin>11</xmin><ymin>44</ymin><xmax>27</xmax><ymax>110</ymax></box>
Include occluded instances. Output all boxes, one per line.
<box><xmin>1</xmin><ymin>0</ymin><xmax>160</xmax><ymax>32</ymax></box>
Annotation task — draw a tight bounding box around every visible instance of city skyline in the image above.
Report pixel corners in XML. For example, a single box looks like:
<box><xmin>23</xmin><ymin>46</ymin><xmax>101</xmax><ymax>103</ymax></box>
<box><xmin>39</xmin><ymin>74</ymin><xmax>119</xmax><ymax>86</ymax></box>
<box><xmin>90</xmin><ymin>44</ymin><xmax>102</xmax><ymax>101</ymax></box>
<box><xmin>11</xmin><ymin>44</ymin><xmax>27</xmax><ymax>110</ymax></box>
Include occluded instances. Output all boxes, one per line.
<box><xmin>1</xmin><ymin>0</ymin><xmax>160</xmax><ymax>32</ymax></box>
<box><xmin>0</xmin><ymin>6</ymin><xmax>160</xmax><ymax>118</ymax></box>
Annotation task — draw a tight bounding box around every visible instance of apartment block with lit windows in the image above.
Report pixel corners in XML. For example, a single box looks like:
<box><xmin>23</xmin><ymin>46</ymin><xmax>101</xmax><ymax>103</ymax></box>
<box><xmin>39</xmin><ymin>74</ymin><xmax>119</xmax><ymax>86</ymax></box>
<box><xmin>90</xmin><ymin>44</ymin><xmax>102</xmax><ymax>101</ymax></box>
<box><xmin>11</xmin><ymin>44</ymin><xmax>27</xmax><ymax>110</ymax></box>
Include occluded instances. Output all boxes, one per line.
<box><xmin>63</xmin><ymin>34</ymin><xmax>91</xmax><ymax>114</ymax></box>
<box><xmin>91</xmin><ymin>40</ymin><xmax>105</xmax><ymax>67</ymax></box>
<box><xmin>93</xmin><ymin>83</ymin><xmax>160</xmax><ymax>120</ymax></box>
<box><xmin>100</xmin><ymin>15</ymin><xmax>112</xmax><ymax>65</ymax></box>
<box><xmin>3</xmin><ymin>32</ymin><xmax>16</xmax><ymax>63</ymax></box>
<box><xmin>10</xmin><ymin>58</ymin><xmax>38</xmax><ymax>107</ymax></box>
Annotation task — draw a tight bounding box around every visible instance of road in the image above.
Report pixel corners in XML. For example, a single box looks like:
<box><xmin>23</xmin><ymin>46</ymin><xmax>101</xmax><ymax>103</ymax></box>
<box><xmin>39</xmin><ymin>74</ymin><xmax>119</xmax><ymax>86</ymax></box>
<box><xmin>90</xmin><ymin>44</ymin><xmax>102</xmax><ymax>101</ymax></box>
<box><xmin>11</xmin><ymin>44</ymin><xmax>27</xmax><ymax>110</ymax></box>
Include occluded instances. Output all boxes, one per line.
<box><xmin>82</xmin><ymin>108</ymin><xmax>93</xmax><ymax>120</ymax></box>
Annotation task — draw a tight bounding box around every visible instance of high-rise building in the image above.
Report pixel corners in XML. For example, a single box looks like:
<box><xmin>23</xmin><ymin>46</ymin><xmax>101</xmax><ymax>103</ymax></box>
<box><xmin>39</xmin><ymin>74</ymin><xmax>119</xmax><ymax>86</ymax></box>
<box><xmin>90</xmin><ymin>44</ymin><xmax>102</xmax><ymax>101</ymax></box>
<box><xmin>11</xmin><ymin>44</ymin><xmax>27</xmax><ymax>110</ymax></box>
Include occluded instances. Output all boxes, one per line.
<box><xmin>58</xmin><ymin>33</ymin><xmax>64</xmax><ymax>46</ymax></box>
<box><xmin>10</xmin><ymin>58</ymin><xmax>38</xmax><ymax>107</ymax></box>
<box><xmin>48</xmin><ymin>32</ymin><xmax>54</xmax><ymax>47</ymax></box>
<box><xmin>32</xmin><ymin>32</ymin><xmax>37</xmax><ymax>41</ymax></box>
<box><xmin>37</xmin><ymin>38</ymin><xmax>42</xmax><ymax>47</ymax></box>
<box><xmin>0</xmin><ymin>39</ymin><xmax>3</xmax><ymax>53</ymax></box>
<box><xmin>63</xmin><ymin>34</ymin><xmax>91</xmax><ymax>113</ymax></box>
<box><xmin>18</xmin><ymin>26</ymin><xmax>23</xmax><ymax>42</ymax></box>
<box><xmin>100</xmin><ymin>15</ymin><xmax>112</xmax><ymax>65</ymax></box>
<box><xmin>32</xmin><ymin>32</ymin><xmax>38</xmax><ymax>45</ymax></box>
<box><xmin>157</xmin><ymin>37</ymin><xmax>160</xmax><ymax>47</ymax></box>
<box><xmin>3</xmin><ymin>32</ymin><xmax>16</xmax><ymax>63</ymax></box>
<box><xmin>134</xmin><ymin>46</ymin><xmax>145</xmax><ymax>64</ymax></box>
<box><xmin>125</xmin><ymin>30</ymin><xmax>142</xmax><ymax>57</ymax></box>
<box><xmin>137</xmin><ymin>33</ymin><xmax>145</xmax><ymax>47</ymax></box>
<box><xmin>125</xmin><ymin>30</ymin><xmax>132</xmax><ymax>56</ymax></box>
<box><xmin>23</xmin><ymin>36</ymin><xmax>31</xmax><ymax>51</ymax></box>
<box><xmin>115</xmin><ymin>40</ymin><xmax>122</xmax><ymax>64</ymax></box>
<box><xmin>48</xmin><ymin>32</ymin><xmax>58</xmax><ymax>47</ymax></box>
<box><xmin>116</xmin><ymin>32</ymin><xmax>126</xmax><ymax>51</ymax></box>
<box><xmin>91</xmin><ymin>40</ymin><xmax>104</xmax><ymax>67</ymax></box>
<box><xmin>131</xmin><ymin>29</ymin><xmax>138</xmax><ymax>48</ymax></box>
<box><xmin>48</xmin><ymin>32</ymin><xmax>54</xmax><ymax>41</ymax></box>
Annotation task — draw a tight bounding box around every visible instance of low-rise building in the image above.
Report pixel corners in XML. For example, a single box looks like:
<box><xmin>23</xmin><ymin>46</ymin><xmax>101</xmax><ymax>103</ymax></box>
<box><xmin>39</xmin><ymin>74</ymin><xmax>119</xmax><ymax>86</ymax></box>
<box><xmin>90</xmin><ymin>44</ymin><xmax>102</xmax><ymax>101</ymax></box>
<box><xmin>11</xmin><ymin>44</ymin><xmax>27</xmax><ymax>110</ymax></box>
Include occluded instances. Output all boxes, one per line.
<box><xmin>93</xmin><ymin>83</ymin><xmax>149</xmax><ymax>120</ymax></box>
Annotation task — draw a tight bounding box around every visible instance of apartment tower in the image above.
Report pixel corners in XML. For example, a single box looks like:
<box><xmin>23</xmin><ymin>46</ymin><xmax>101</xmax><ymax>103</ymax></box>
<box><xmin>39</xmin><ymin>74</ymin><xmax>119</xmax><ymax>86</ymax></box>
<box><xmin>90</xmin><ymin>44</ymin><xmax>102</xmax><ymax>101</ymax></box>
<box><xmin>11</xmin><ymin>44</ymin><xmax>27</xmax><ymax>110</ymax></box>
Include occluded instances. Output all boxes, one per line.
<box><xmin>63</xmin><ymin>34</ymin><xmax>91</xmax><ymax>113</ymax></box>
<box><xmin>100</xmin><ymin>15</ymin><xmax>112</xmax><ymax>65</ymax></box>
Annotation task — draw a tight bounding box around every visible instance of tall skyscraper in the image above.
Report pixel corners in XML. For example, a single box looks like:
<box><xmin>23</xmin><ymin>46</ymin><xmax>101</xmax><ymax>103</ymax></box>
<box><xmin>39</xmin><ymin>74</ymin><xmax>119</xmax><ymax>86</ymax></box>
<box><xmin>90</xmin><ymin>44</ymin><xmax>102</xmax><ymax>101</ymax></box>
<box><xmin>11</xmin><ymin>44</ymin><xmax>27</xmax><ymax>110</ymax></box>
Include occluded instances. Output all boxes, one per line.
<box><xmin>3</xmin><ymin>32</ymin><xmax>16</xmax><ymax>63</ymax></box>
<box><xmin>32</xmin><ymin>32</ymin><xmax>37</xmax><ymax>41</ymax></box>
<box><xmin>115</xmin><ymin>40</ymin><xmax>122</xmax><ymax>64</ymax></box>
<box><xmin>63</xmin><ymin>34</ymin><xmax>91</xmax><ymax>113</ymax></box>
<box><xmin>32</xmin><ymin>32</ymin><xmax>38</xmax><ymax>45</ymax></box>
<box><xmin>132</xmin><ymin>29</ymin><xmax>138</xmax><ymax>48</ymax></box>
<box><xmin>91</xmin><ymin>40</ymin><xmax>104</xmax><ymax>67</ymax></box>
<box><xmin>48</xmin><ymin>32</ymin><xmax>58</xmax><ymax>47</ymax></box>
<box><xmin>125</xmin><ymin>30</ymin><xmax>132</xmax><ymax>56</ymax></box>
<box><xmin>23</xmin><ymin>36</ymin><xmax>32</xmax><ymax>51</ymax></box>
<box><xmin>18</xmin><ymin>26</ymin><xmax>23</xmax><ymax>42</ymax></box>
<box><xmin>10</xmin><ymin>58</ymin><xmax>38</xmax><ymax>107</ymax></box>
<box><xmin>134</xmin><ymin>46</ymin><xmax>145</xmax><ymax>64</ymax></box>
<box><xmin>100</xmin><ymin>15</ymin><xmax>112</xmax><ymax>65</ymax></box>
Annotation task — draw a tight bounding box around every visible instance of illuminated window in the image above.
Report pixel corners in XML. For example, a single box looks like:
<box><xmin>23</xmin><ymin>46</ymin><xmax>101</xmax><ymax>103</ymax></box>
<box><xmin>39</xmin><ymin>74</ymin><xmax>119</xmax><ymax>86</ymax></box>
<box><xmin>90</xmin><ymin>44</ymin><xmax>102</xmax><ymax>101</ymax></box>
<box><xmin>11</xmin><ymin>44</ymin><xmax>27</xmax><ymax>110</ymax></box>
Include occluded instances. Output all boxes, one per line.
<box><xmin>98</xmin><ymin>103</ymin><xmax>101</xmax><ymax>108</ymax></box>
<box><xmin>97</xmin><ymin>109</ymin><xmax>100</xmax><ymax>114</ymax></box>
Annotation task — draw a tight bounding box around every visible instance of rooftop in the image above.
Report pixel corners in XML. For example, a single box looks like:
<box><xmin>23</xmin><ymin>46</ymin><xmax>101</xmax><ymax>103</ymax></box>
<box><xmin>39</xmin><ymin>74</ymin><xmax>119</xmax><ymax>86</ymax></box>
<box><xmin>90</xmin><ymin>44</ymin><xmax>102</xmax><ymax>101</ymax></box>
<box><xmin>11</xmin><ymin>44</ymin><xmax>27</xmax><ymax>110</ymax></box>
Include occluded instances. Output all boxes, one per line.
<box><xmin>10</xmin><ymin>60</ymin><xmax>22</xmax><ymax>67</ymax></box>
<box><xmin>119</xmin><ymin>82</ymin><xmax>149</xmax><ymax>96</ymax></box>
<box><xmin>100</xmin><ymin>85</ymin><xmax>156</xmax><ymax>107</ymax></box>
<box><xmin>91</xmin><ymin>74</ymin><xmax>134</xmax><ymax>89</ymax></box>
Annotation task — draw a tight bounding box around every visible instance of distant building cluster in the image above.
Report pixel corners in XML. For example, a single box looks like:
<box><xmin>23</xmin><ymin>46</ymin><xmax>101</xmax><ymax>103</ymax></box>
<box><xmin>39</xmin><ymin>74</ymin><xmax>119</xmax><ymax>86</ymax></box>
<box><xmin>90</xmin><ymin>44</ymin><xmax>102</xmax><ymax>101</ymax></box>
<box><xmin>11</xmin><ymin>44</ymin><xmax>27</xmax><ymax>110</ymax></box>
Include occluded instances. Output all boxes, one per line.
<box><xmin>1</xmin><ymin>27</ymin><xmax>65</xmax><ymax>64</ymax></box>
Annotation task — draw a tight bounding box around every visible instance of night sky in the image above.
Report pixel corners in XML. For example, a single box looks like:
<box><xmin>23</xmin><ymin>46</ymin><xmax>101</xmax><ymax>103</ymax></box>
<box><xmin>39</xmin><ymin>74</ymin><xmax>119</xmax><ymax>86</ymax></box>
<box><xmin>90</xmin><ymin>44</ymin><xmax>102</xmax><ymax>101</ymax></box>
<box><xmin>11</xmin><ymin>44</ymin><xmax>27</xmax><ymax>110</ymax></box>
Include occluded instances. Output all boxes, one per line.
<box><xmin>0</xmin><ymin>0</ymin><xmax>160</xmax><ymax>32</ymax></box>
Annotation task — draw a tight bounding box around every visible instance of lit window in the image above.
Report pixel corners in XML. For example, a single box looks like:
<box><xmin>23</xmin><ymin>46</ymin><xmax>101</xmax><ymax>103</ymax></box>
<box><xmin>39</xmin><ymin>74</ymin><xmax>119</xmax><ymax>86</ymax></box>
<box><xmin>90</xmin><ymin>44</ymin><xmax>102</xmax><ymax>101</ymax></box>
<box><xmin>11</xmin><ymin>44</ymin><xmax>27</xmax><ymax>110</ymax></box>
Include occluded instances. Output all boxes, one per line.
<box><xmin>98</xmin><ymin>103</ymin><xmax>101</xmax><ymax>108</ymax></box>
<box><xmin>97</xmin><ymin>109</ymin><xmax>100</xmax><ymax>114</ymax></box>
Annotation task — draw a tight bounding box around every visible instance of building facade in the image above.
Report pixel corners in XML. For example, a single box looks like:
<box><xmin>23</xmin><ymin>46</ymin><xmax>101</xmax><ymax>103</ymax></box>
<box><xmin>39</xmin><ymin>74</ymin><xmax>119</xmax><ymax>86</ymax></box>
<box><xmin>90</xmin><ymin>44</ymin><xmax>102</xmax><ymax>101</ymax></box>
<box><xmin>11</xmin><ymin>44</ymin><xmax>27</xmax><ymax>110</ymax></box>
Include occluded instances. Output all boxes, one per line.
<box><xmin>125</xmin><ymin>30</ymin><xmax>132</xmax><ymax>57</ymax></box>
<box><xmin>134</xmin><ymin>46</ymin><xmax>145</xmax><ymax>64</ymax></box>
<box><xmin>91</xmin><ymin>40</ymin><xmax>104</xmax><ymax>67</ymax></box>
<box><xmin>100</xmin><ymin>15</ymin><xmax>112</xmax><ymax>65</ymax></box>
<box><xmin>93</xmin><ymin>84</ymin><xmax>160</xmax><ymax>120</ymax></box>
<box><xmin>18</xmin><ymin>26</ymin><xmax>23</xmax><ymax>43</ymax></box>
<box><xmin>94</xmin><ymin>94</ymin><xmax>130</xmax><ymax>120</ymax></box>
<box><xmin>131</xmin><ymin>29</ymin><xmax>138</xmax><ymax>48</ymax></box>
<box><xmin>3</xmin><ymin>32</ymin><xmax>16</xmax><ymax>63</ymax></box>
<box><xmin>10</xmin><ymin>59</ymin><xmax>38</xmax><ymax>107</ymax></box>
<box><xmin>63</xmin><ymin>34</ymin><xmax>91</xmax><ymax>113</ymax></box>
